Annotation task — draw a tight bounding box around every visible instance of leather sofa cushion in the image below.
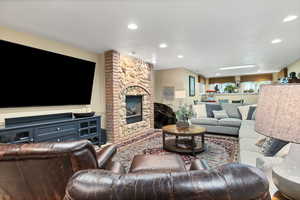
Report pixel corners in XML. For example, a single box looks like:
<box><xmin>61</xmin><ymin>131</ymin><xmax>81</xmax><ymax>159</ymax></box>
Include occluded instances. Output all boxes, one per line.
<box><xmin>191</xmin><ymin>118</ymin><xmax>218</xmax><ymax>126</ymax></box>
<box><xmin>129</xmin><ymin>154</ymin><xmax>186</xmax><ymax>173</ymax></box>
<box><xmin>218</xmin><ymin>118</ymin><xmax>241</xmax><ymax>127</ymax></box>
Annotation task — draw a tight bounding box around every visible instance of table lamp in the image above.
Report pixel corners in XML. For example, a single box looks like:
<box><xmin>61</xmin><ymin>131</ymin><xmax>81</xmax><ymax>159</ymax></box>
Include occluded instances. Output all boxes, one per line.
<box><xmin>255</xmin><ymin>84</ymin><xmax>300</xmax><ymax>200</ymax></box>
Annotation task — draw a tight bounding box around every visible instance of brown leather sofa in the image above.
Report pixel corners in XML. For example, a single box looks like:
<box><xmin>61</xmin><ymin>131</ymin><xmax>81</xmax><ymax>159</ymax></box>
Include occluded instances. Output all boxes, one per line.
<box><xmin>0</xmin><ymin>140</ymin><xmax>121</xmax><ymax>200</ymax></box>
<box><xmin>0</xmin><ymin>140</ymin><xmax>271</xmax><ymax>200</ymax></box>
<box><xmin>64</xmin><ymin>162</ymin><xmax>271</xmax><ymax>200</ymax></box>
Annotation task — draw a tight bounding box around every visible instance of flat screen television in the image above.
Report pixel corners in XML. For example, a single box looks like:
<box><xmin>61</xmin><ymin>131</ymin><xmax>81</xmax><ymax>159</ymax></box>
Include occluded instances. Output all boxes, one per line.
<box><xmin>0</xmin><ymin>40</ymin><xmax>96</xmax><ymax>108</ymax></box>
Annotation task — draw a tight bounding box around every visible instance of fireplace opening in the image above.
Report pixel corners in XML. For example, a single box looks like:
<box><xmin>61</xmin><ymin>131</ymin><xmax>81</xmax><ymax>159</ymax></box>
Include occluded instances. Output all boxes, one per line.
<box><xmin>126</xmin><ymin>95</ymin><xmax>143</xmax><ymax>124</ymax></box>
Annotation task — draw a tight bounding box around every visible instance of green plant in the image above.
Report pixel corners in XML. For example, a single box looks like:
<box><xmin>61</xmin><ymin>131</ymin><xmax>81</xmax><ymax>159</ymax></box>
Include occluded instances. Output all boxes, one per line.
<box><xmin>175</xmin><ymin>104</ymin><xmax>194</xmax><ymax>121</ymax></box>
<box><xmin>243</xmin><ymin>89</ymin><xmax>255</xmax><ymax>93</ymax></box>
<box><xmin>224</xmin><ymin>85</ymin><xmax>237</xmax><ymax>93</ymax></box>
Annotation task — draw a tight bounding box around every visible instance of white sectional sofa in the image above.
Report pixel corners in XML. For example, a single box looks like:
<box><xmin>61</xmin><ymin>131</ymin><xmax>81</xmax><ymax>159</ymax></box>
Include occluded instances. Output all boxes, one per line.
<box><xmin>238</xmin><ymin>119</ymin><xmax>290</xmax><ymax>195</ymax></box>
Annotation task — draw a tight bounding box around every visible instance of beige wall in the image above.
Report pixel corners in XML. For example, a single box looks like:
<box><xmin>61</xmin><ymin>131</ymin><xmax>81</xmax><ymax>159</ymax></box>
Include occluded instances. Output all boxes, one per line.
<box><xmin>287</xmin><ymin>59</ymin><xmax>300</xmax><ymax>77</ymax></box>
<box><xmin>0</xmin><ymin>26</ymin><xmax>106</xmax><ymax>126</ymax></box>
<box><xmin>154</xmin><ymin>68</ymin><xmax>200</xmax><ymax>109</ymax></box>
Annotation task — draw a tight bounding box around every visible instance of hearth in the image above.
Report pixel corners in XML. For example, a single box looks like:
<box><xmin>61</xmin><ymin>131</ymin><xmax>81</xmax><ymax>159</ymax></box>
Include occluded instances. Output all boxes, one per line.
<box><xmin>126</xmin><ymin>95</ymin><xmax>143</xmax><ymax>124</ymax></box>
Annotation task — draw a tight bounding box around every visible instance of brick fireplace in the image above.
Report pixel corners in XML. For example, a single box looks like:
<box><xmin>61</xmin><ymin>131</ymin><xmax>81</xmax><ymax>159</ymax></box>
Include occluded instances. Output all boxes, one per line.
<box><xmin>105</xmin><ymin>50</ymin><xmax>154</xmax><ymax>143</ymax></box>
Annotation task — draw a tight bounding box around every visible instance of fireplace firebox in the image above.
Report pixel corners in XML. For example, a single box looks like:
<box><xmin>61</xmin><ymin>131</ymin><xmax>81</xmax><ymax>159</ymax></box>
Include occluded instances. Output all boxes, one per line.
<box><xmin>126</xmin><ymin>95</ymin><xmax>143</xmax><ymax>124</ymax></box>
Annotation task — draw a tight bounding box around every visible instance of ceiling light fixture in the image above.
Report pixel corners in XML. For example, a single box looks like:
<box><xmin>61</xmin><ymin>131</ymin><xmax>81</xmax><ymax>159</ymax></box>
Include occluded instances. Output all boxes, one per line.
<box><xmin>128</xmin><ymin>51</ymin><xmax>136</xmax><ymax>56</ymax></box>
<box><xmin>159</xmin><ymin>43</ymin><xmax>168</xmax><ymax>48</ymax></box>
<box><xmin>271</xmin><ymin>39</ymin><xmax>282</xmax><ymax>44</ymax></box>
<box><xmin>219</xmin><ymin>65</ymin><xmax>256</xmax><ymax>70</ymax></box>
<box><xmin>215</xmin><ymin>73</ymin><xmax>221</xmax><ymax>76</ymax></box>
<box><xmin>177</xmin><ymin>55</ymin><xmax>184</xmax><ymax>59</ymax></box>
<box><xmin>128</xmin><ymin>23</ymin><xmax>138</xmax><ymax>30</ymax></box>
<box><xmin>283</xmin><ymin>15</ymin><xmax>298</xmax><ymax>22</ymax></box>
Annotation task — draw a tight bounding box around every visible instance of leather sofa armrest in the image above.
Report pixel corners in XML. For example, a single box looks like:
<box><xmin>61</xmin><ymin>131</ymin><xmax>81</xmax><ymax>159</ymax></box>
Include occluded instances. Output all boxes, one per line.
<box><xmin>95</xmin><ymin>144</ymin><xmax>117</xmax><ymax>169</ymax></box>
<box><xmin>64</xmin><ymin>163</ymin><xmax>270</xmax><ymax>200</ymax></box>
<box><xmin>190</xmin><ymin>159</ymin><xmax>210</xmax><ymax>171</ymax></box>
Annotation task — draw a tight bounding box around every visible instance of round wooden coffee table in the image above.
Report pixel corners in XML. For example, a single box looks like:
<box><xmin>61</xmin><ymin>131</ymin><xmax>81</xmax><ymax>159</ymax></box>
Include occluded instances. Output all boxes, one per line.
<box><xmin>162</xmin><ymin>124</ymin><xmax>206</xmax><ymax>156</ymax></box>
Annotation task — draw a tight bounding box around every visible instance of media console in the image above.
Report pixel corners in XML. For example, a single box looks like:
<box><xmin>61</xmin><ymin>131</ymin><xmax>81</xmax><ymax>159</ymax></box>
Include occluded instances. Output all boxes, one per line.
<box><xmin>0</xmin><ymin>113</ymin><xmax>103</xmax><ymax>145</ymax></box>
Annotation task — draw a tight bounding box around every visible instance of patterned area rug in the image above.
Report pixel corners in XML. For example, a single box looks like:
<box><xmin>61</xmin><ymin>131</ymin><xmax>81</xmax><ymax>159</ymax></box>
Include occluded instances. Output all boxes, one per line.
<box><xmin>114</xmin><ymin>131</ymin><xmax>239</xmax><ymax>172</ymax></box>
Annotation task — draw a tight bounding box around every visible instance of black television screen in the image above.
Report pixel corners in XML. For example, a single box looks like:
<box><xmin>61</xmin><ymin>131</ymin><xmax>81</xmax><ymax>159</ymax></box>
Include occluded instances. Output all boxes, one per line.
<box><xmin>0</xmin><ymin>40</ymin><xmax>96</xmax><ymax>108</ymax></box>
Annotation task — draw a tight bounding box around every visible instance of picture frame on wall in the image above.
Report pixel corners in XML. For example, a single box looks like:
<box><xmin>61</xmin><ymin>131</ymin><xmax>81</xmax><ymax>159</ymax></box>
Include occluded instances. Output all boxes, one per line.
<box><xmin>189</xmin><ymin>76</ymin><xmax>195</xmax><ymax>96</ymax></box>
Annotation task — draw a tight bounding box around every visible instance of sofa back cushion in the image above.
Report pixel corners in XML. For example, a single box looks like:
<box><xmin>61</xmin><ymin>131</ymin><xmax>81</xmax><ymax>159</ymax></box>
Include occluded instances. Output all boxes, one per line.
<box><xmin>246</xmin><ymin>106</ymin><xmax>256</xmax><ymax>120</ymax></box>
<box><xmin>221</xmin><ymin>103</ymin><xmax>242</xmax><ymax>119</ymax></box>
<box><xmin>205</xmin><ymin>103</ymin><xmax>222</xmax><ymax>118</ymax></box>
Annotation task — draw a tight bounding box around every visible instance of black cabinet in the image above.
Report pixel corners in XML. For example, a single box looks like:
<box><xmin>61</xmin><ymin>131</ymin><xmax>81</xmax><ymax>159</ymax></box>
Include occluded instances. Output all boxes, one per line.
<box><xmin>0</xmin><ymin>113</ymin><xmax>102</xmax><ymax>145</ymax></box>
<box><xmin>0</xmin><ymin>128</ymin><xmax>34</xmax><ymax>144</ymax></box>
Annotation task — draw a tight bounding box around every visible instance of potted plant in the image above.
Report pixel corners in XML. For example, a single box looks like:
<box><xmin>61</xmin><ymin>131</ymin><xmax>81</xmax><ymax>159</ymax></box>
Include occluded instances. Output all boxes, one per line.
<box><xmin>175</xmin><ymin>104</ymin><xmax>194</xmax><ymax>128</ymax></box>
<box><xmin>224</xmin><ymin>85</ymin><xmax>237</xmax><ymax>93</ymax></box>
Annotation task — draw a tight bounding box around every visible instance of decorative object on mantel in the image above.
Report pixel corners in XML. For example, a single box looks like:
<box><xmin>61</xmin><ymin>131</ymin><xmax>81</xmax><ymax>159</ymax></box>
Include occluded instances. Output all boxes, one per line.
<box><xmin>175</xmin><ymin>104</ymin><xmax>194</xmax><ymax>128</ymax></box>
<box><xmin>255</xmin><ymin>84</ymin><xmax>300</xmax><ymax>200</ymax></box>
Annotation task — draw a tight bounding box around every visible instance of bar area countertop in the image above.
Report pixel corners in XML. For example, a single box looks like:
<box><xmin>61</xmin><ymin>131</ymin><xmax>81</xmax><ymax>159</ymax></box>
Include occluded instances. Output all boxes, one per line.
<box><xmin>201</xmin><ymin>93</ymin><xmax>259</xmax><ymax>104</ymax></box>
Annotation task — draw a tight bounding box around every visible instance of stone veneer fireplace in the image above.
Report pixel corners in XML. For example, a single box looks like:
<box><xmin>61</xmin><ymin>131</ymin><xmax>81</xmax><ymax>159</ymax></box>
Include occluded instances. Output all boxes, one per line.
<box><xmin>105</xmin><ymin>50</ymin><xmax>154</xmax><ymax>143</ymax></box>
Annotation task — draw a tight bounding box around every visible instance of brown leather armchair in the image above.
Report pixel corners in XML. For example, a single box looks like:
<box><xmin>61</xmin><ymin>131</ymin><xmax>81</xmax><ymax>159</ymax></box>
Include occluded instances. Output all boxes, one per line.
<box><xmin>0</xmin><ymin>140</ymin><xmax>121</xmax><ymax>200</ymax></box>
<box><xmin>64</xmin><ymin>163</ymin><xmax>271</xmax><ymax>200</ymax></box>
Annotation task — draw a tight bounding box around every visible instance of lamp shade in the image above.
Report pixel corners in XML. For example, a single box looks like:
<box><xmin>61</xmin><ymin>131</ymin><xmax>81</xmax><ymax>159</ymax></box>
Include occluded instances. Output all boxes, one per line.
<box><xmin>255</xmin><ymin>84</ymin><xmax>300</xmax><ymax>143</ymax></box>
<box><xmin>175</xmin><ymin>90</ymin><xmax>186</xmax><ymax>99</ymax></box>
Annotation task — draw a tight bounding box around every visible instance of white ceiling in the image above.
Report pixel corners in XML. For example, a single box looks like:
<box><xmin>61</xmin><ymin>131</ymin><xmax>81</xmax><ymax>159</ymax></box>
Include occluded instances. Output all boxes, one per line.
<box><xmin>0</xmin><ymin>0</ymin><xmax>300</xmax><ymax>77</ymax></box>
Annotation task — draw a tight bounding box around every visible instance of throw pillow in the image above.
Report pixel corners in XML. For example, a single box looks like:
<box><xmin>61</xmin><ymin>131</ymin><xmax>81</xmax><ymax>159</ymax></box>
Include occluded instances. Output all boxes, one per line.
<box><xmin>221</xmin><ymin>103</ymin><xmax>242</xmax><ymax>119</ymax></box>
<box><xmin>238</xmin><ymin>105</ymin><xmax>251</xmax><ymax>120</ymax></box>
<box><xmin>275</xmin><ymin>143</ymin><xmax>291</xmax><ymax>158</ymax></box>
<box><xmin>193</xmin><ymin>104</ymin><xmax>207</xmax><ymax>118</ymax></box>
<box><xmin>251</xmin><ymin>110</ymin><xmax>256</xmax><ymax>120</ymax></box>
<box><xmin>261</xmin><ymin>137</ymin><xmax>289</xmax><ymax>156</ymax></box>
<box><xmin>247</xmin><ymin>106</ymin><xmax>256</xmax><ymax>120</ymax></box>
<box><xmin>212</xmin><ymin>110</ymin><xmax>228</xmax><ymax>119</ymax></box>
<box><xmin>205</xmin><ymin>103</ymin><xmax>222</xmax><ymax>118</ymax></box>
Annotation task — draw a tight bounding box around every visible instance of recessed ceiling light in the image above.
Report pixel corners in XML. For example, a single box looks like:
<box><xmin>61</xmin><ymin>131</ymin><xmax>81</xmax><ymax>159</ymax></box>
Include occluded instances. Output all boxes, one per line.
<box><xmin>219</xmin><ymin>65</ymin><xmax>256</xmax><ymax>70</ymax></box>
<box><xmin>177</xmin><ymin>55</ymin><xmax>184</xmax><ymax>59</ymax></box>
<box><xmin>283</xmin><ymin>15</ymin><xmax>298</xmax><ymax>22</ymax></box>
<box><xmin>128</xmin><ymin>23</ymin><xmax>138</xmax><ymax>30</ymax></box>
<box><xmin>271</xmin><ymin>39</ymin><xmax>282</xmax><ymax>44</ymax></box>
<box><xmin>159</xmin><ymin>43</ymin><xmax>168</xmax><ymax>48</ymax></box>
<box><xmin>215</xmin><ymin>73</ymin><xmax>221</xmax><ymax>76</ymax></box>
<box><xmin>128</xmin><ymin>51</ymin><xmax>136</xmax><ymax>56</ymax></box>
